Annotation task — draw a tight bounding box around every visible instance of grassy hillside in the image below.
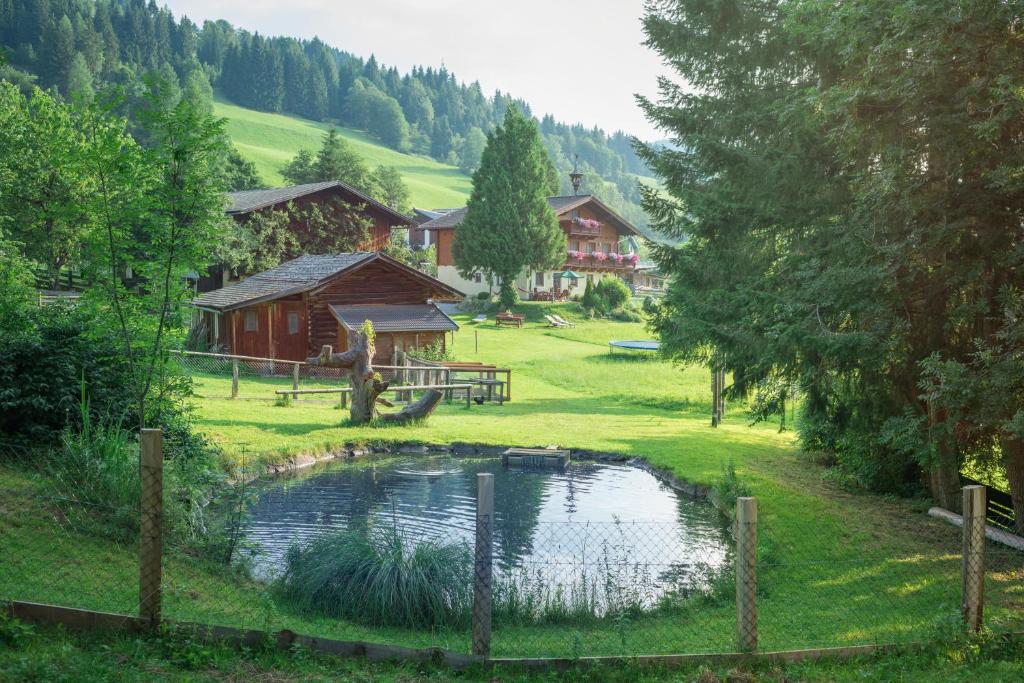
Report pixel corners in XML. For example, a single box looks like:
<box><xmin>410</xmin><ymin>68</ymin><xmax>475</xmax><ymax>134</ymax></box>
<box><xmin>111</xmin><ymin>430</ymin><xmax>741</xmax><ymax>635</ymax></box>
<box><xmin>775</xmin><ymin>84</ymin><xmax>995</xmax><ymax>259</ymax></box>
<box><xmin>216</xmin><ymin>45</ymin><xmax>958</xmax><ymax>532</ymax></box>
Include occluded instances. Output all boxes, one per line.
<box><xmin>214</xmin><ymin>98</ymin><xmax>472</xmax><ymax>209</ymax></box>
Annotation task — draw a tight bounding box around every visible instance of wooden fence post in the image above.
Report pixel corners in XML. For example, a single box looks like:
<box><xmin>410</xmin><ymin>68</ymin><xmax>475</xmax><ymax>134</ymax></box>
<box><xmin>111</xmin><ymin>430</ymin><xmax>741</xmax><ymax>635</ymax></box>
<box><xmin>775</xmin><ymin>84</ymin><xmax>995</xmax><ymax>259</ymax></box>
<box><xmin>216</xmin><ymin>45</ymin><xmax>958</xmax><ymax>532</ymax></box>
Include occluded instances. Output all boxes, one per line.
<box><xmin>231</xmin><ymin>359</ymin><xmax>239</xmax><ymax>399</ymax></box>
<box><xmin>139</xmin><ymin>429</ymin><xmax>163</xmax><ymax>628</ymax></box>
<box><xmin>962</xmin><ymin>485</ymin><xmax>986</xmax><ymax>632</ymax></box>
<box><xmin>472</xmin><ymin>473</ymin><xmax>494</xmax><ymax>658</ymax></box>
<box><xmin>736</xmin><ymin>496</ymin><xmax>758</xmax><ymax>652</ymax></box>
<box><xmin>292</xmin><ymin>363</ymin><xmax>300</xmax><ymax>392</ymax></box>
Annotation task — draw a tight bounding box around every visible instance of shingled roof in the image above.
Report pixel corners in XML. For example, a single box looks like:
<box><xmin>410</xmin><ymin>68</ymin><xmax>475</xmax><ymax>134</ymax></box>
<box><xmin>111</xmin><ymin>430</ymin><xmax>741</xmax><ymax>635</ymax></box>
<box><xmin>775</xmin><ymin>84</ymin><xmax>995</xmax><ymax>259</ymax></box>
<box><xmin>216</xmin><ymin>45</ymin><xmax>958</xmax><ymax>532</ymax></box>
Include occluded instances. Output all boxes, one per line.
<box><xmin>227</xmin><ymin>181</ymin><xmax>412</xmax><ymax>226</ymax></box>
<box><xmin>192</xmin><ymin>253</ymin><xmax>375</xmax><ymax>312</ymax></box>
<box><xmin>192</xmin><ymin>252</ymin><xmax>464</xmax><ymax>312</ymax></box>
<box><xmin>329</xmin><ymin>304</ymin><xmax>459</xmax><ymax>333</ymax></box>
<box><xmin>418</xmin><ymin>194</ymin><xmax>640</xmax><ymax>235</ymax></box>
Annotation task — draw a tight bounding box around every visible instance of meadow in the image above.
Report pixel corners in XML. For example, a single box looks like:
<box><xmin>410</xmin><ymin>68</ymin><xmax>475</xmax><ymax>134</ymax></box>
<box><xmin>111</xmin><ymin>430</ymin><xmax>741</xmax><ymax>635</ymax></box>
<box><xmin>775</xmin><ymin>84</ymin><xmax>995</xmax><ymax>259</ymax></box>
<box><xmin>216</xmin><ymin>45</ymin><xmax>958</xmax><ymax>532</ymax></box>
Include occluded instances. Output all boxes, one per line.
<box><xmin>214</xmin><ymin>98</ymin><xmax>472</xmax><ymax>208</ymax></box>
<box><xmin>2</xmin><ymin>302</ymin><xmax>1020</xmax><ymax>663</ymax></box>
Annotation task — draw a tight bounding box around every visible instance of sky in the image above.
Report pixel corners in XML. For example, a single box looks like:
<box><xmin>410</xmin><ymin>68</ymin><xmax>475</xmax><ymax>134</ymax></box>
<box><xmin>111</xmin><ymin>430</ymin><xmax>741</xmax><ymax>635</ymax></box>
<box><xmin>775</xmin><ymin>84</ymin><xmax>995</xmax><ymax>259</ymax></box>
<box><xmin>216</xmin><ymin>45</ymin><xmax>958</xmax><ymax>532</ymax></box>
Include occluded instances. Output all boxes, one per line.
<box><xmin>162</xmin><ymin>0</ymin><xmax>673</xmax><ymax>140</ymax></box>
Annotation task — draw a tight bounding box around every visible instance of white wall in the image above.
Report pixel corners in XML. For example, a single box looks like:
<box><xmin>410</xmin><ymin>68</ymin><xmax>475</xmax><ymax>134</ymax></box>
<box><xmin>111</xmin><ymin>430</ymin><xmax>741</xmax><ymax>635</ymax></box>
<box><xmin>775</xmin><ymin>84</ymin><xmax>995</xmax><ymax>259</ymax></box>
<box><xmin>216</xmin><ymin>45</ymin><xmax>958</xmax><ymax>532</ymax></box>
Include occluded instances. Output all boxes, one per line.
<box><xmin>437</xmin><ymin>265</ymin><xmax>492</xmax><ymax>297</ymax></box>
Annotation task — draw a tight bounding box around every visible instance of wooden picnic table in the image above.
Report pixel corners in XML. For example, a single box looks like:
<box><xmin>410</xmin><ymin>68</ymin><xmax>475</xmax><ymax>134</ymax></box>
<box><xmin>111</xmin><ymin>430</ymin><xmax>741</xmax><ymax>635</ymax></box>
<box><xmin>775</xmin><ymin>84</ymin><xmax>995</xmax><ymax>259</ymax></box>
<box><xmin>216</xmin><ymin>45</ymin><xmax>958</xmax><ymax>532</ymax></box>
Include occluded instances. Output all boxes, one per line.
<box><xmin>496</xmin><ymin>312</ymin><xmax>525</xmax><ymax>327</ymax></box>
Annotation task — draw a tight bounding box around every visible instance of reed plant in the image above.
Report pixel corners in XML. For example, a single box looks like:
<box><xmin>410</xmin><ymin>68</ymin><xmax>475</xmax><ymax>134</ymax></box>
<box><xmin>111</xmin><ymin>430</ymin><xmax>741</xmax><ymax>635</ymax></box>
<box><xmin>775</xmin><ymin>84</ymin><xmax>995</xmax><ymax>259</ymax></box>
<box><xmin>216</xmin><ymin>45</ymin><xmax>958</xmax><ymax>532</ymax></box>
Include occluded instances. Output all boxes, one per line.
<box><xmin>277</xmin><ymin>526</ymin><xmax>474</xmax><ymax>628</ymax></box>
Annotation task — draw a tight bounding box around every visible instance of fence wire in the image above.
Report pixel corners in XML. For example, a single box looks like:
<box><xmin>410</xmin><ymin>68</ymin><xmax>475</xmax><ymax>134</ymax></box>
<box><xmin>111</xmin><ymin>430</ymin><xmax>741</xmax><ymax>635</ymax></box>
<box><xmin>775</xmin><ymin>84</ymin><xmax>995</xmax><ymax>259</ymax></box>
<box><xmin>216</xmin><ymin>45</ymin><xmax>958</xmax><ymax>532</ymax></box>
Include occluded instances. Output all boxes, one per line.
<box><xmin>2</xmin><ymin>465</ymin><xmax>1022</xmax><ymax>661</ymax></box>
<box><xmin>0</xmin><ymin>486</ymin><xmax>140</xmax><ymax>619</ymax></box>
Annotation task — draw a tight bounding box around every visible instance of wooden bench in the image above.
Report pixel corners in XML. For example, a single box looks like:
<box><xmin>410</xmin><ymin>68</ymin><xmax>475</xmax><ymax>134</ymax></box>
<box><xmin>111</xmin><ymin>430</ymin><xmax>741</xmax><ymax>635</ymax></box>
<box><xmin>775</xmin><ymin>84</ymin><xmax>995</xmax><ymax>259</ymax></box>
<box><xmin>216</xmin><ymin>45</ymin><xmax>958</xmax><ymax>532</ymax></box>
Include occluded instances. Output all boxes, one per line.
<box><xmin>496</xmin><ymin>312</ymin><xmax>525</xmax><ymax>327</ymax></box>
<box><xmin>275</xmin><ymin>383</ymin><xmax>476</xmax><ymax>408</ymax></box>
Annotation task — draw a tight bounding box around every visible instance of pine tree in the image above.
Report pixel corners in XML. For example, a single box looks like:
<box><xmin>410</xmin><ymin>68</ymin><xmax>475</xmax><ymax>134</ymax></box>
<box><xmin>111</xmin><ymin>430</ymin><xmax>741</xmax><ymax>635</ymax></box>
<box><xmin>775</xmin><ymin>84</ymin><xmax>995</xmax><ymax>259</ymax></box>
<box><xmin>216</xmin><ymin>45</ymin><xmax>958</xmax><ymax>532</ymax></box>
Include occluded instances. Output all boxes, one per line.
<box><xmin>42</xmin><ymin>14</ymin><xmax>75</xmax><ymax>89</ymax></box>
<box><xmin>65</xmin><ymin>51</ymin><xmax>93</xmax><ymax>100</ymax></box>
<box><xmin>453</xmin><ymin>106</ymin><xmax>563</xmax><ymax>307</ymax></box>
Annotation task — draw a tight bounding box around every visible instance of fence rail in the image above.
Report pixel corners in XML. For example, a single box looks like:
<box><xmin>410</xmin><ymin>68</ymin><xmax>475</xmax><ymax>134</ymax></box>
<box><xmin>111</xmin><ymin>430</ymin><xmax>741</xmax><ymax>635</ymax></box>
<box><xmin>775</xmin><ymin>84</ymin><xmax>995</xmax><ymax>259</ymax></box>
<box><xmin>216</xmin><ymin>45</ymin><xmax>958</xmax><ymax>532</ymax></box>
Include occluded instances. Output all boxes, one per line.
<box><xmin>1</xmin><ymin>432</ymin><xmax>1021</xmax><ymax>668</ymax></box>
<box><xmin>170</xmin><ymin>349</ymin><xmax>457</xmax><ymax>402</ymax></box>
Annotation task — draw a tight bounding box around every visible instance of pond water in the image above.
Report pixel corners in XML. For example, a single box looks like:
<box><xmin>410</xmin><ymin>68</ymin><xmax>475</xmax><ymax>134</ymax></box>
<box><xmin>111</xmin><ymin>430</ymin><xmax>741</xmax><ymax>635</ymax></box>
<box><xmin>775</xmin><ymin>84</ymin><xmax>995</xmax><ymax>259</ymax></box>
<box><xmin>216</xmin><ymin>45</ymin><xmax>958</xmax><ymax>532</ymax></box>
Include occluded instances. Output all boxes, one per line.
<box><xmin>241</xmin><ymin>454</ymin><xmax>731</xmax><ymax>607</ymax></box>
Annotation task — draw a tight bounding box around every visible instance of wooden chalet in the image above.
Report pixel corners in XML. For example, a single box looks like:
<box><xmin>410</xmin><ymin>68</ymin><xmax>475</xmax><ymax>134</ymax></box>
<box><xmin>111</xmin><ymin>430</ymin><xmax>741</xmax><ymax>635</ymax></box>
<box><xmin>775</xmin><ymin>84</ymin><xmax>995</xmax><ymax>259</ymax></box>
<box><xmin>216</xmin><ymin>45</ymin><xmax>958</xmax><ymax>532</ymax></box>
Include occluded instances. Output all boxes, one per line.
<box><xmin>419</xmin><ymin>193</ymin><xmax>643</xmax><ymax>299</ymax></box>
<box><xmin>197</xmin><ymin>181</ymin><xmax>413</xmax><ymax>292</ymax></box>
<box><xmin>191</xmin><ymin>252</ymin><xmax>463</xmax><ymax>364</ymax></box>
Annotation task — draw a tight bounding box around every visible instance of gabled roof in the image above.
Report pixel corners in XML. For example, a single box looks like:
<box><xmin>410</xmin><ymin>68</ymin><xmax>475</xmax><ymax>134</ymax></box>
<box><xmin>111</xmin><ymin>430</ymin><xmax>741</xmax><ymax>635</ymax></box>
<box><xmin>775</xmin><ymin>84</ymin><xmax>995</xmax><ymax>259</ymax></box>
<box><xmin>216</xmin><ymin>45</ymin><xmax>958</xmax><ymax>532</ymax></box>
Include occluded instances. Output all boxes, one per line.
<box><xmin>329</xmin><ymin>303</ymin><xmax>459</xmax><ymax>333</ymax></box>
<box><xmin>417</xmin><ymin>194</ymin><xmax>641</xmax><ymax>236</ymax></box>
<box><xmin>191</xmin><ymin>252</ymin><xmax>463</xmax><ymax>312</ymax></box>
<box><xmin>227</xmin><ymin>181</ymin><xmax>412</xmax><ymax>226</ymax></box>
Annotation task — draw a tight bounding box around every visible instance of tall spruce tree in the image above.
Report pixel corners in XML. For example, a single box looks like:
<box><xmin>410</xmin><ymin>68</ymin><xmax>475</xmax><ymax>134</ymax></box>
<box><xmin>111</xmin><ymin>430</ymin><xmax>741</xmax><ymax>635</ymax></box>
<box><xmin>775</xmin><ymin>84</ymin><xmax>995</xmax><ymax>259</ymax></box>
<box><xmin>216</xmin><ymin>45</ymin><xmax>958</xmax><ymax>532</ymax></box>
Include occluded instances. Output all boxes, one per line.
<box><xmin>453</xmin><ymin>106</ymin><xmax>563</xmax><ymax>308</ymax></box>
<box><xmin>638</xmin><ymin>0</ymin><xmax>1024</xmax><ymax>512</ymax></box>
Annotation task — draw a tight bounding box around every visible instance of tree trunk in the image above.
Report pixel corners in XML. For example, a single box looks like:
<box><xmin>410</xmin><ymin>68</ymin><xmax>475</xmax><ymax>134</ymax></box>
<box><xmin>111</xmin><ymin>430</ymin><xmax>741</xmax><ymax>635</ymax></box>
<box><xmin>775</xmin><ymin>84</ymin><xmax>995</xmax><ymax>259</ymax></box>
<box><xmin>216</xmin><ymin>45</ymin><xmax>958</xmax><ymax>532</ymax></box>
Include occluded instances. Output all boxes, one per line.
<box><xmin>307</xmin><ymin>330</ymin><xmax>387</xmax><ymax>425</ymax></box>
<box><xmin>927</xmin><ymin>403</ymin><xmax>962</xmax><ymax>512</ymax></box>
<box><xmin>378</xmin><ymin>390</ymin><xmax>444</xmax><ymax>425</ymax></box>
<box><xmin>999</xmin><ymin>434</ymin><xmax>1024</xmax><ymax>535</ymax></box>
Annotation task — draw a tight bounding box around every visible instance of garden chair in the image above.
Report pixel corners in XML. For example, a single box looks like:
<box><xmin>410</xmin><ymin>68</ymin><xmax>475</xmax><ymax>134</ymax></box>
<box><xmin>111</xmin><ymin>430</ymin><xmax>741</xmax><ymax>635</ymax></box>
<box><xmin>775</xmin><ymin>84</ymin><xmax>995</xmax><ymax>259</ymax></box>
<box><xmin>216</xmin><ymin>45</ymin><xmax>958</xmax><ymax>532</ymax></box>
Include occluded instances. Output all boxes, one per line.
<box><xmin>544</xmin><ymin>314</ymin><xmax>565</xmax><ymax>328</ymax></box>
<box><xmin>552</xmin><ymin>314</ymin><xmax>576</xmax><ymax>328</ymax></box>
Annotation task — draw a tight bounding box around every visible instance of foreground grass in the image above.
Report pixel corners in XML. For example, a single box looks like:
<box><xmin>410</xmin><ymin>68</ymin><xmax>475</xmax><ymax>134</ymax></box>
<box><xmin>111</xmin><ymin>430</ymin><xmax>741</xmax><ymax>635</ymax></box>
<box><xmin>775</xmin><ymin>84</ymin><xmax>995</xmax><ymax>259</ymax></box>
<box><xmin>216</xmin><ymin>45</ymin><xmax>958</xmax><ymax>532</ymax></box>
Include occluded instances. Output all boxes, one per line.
<box><xmin>215</xmin><ymin>97</ymin><xmax>472</xmax><ymax>207</ymax></box>
<box><xmin>1</xmin><ymin>621</ymin><xmax>1023</xmax><ymax>682</ymax></box>
<box><xmin>1</xmin><ymin>302</ymin><xmax>1021</xmax><ymax>662</ymax></box>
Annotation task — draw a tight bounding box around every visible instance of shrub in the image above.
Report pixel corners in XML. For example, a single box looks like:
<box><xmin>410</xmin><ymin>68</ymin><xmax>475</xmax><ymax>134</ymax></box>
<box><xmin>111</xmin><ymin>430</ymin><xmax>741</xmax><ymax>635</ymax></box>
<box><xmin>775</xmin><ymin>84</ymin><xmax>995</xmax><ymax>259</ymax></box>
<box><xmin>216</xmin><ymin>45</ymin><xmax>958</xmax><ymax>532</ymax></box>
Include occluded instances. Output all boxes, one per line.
<box><xmin>581</xmin><ymin>278</ymin><xmax>599</xmax><ymax>311</ymax></box>
<box><xmin>642</xmin><ymin>296</ymin><xmax>659</xmax><ymax>316</ymax></box>
<box><xmin>595</xmin><ymin>278</ymin><xmax>631</xmax><ymax>311</ymax></box>
<box><xmin>0</xmin><ymin>305</ymin><xmax>137</xmax><ymax>444</ymax></box>
<box><xmin>713</xmin><ymin>461</ymin><xmax>752</xmax><ymax>512</ymax></box>
<box><xmin>410</xmin><ymin>338</ymin><xmax>453</xmax><ymax>362</ymax></box>
<box><xmin>476</xmin><ymin>291</ymin><xmax>490</xmax><ymax>300</ymax></box>
<box><xmin>278</xmin><ymin>526</ymin><xmax>474</xmax><ymax>628</ymax></box>
<box><xmin>611</xmin><ymin>307</ymin><xmax>643</xmax><ymax>322</ymax></box>
<box><xmin>498</xmin><ymin>281</ymin><xmax>519</xmax><ymax>310</ymax></box>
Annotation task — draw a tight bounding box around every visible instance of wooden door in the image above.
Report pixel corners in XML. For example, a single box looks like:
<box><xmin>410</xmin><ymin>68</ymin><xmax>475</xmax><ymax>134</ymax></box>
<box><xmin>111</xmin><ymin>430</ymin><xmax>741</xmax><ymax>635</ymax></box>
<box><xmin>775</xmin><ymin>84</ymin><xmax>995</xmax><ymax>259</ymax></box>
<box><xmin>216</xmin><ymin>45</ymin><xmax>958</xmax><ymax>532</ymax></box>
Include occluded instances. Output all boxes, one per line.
<box><xmin>273</xmin><ymin>301</ymin><xmax>308</xmax><ymax>361</ymax></box>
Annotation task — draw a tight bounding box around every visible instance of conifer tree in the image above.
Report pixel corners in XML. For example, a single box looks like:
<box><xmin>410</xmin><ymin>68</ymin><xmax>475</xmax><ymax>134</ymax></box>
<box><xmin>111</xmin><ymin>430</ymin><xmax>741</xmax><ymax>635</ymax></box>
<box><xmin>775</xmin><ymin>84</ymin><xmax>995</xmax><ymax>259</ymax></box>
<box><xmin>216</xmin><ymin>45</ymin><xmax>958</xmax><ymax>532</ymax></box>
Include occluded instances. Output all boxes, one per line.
<box><xmin>453</xmin><ymin>106</ymin><xmax>563</xmax><ymax>308</ymax></box>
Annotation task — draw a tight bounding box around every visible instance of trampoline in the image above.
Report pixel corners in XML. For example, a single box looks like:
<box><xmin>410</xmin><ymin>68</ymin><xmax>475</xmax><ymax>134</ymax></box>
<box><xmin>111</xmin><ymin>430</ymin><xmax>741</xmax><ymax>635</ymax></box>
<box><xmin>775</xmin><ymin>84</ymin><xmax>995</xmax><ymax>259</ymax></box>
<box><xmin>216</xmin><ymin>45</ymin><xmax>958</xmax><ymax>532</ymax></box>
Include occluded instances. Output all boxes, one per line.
<box><xmin>608</xmin><ymin>340</ymin><xmax>660</xmax><ymax>354</ymax></box>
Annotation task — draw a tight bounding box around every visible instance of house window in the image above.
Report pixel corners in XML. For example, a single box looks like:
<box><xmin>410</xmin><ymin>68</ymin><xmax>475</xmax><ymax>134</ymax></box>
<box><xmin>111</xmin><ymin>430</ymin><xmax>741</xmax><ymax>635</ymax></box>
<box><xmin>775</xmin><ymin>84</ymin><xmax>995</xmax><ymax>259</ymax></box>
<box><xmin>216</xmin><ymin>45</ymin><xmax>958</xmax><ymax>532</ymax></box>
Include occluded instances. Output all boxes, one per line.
<box><xmin>603</xmin><ymin>243</ymin><xmax>612</xmax><ymax>254</ymax></box>
<box><xmin>571</xmin><ymin>240</ymin><xmax>580</xmax><ymax>252</ymax></box>
<box><xmin>244</xmin><ymin>311</ymin><xmax>258</xmax><ymax>332</ymax></box>
<box><xmin>586</xmin><ymin>242</ymin><xmax>596</xmax><ymax>254</ymax></box>
<box><xmin>535</xmin><ymin>271</ymin><xmax>544</xmax><ymax>287</ymax></box>
<box><xmin>474</xmin><ymin>272</ymin><xmax>482</xmax><ymax>284</ymax></box>
<box><xmin>287</xmin><ymin>311</ymin><xmax>300</xmax><ymax>335</ymax></box>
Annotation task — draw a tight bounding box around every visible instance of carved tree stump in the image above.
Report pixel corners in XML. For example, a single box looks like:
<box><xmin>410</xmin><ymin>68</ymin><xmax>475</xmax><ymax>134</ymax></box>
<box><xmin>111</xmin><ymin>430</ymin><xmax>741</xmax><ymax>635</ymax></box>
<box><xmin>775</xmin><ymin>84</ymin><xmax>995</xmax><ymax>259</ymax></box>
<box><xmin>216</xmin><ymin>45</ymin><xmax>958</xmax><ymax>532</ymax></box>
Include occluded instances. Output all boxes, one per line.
<box><xmin>306</xmin><ymin>328</ymin><xmax>387</xmax><ymax>425</ymax></box>
<box><xmin>306</xmin><ymin>325</ymin><xmax>443</xmax><ymax>426</ymax></box>
<box><xmin>378</xmin><ymin>390</ymin><xmax>444</xmax><ymax>425</ymax></box>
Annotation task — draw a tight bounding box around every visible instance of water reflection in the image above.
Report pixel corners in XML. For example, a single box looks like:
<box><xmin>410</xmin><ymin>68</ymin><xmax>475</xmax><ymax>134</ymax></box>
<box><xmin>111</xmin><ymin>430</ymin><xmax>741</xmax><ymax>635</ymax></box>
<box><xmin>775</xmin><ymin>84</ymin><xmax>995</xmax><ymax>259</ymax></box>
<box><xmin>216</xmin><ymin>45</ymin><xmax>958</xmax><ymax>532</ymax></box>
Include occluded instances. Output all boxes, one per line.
<box><xmin>241</xmin><ymin>454</ymin><xmax>731</xmax><ymax>595</ymax></box>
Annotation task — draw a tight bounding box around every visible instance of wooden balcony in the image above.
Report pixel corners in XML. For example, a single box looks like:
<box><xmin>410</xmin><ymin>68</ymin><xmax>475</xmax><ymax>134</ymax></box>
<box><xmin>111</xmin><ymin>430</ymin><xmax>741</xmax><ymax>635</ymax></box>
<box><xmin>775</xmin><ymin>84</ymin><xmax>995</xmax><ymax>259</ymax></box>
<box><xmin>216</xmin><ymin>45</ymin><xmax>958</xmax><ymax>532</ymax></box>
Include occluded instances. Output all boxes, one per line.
<box><xmin>564</xmin><ymin>222</ymin><xmax>602</xmax><ymax>237</ymax></box>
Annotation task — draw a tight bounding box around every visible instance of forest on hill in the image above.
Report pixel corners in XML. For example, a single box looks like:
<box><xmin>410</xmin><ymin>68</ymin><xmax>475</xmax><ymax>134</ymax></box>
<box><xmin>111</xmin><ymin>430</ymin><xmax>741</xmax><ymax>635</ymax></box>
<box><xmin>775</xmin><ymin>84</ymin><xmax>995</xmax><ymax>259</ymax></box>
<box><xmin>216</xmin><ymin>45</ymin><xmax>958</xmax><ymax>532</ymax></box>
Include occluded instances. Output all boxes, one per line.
<box><xmin>0</xmin><ymin>0</ymin><xmax>654</xmax><ymax>225</ymax></box>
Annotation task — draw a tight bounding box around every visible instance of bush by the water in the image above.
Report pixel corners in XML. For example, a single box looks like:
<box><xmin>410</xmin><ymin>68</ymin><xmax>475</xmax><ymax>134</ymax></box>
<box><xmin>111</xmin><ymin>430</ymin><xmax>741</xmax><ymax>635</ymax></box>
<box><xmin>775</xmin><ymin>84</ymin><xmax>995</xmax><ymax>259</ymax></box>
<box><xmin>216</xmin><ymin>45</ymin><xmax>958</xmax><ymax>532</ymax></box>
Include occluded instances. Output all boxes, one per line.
<box><xmin>0</xmin><ymin>305</ymin><xmax>137</xmax><ymax>443</ymax></box>
<box><xmin>278</xmin><ymin>527</ymin><xmax>473</xmax><ymax>628</ymax></box>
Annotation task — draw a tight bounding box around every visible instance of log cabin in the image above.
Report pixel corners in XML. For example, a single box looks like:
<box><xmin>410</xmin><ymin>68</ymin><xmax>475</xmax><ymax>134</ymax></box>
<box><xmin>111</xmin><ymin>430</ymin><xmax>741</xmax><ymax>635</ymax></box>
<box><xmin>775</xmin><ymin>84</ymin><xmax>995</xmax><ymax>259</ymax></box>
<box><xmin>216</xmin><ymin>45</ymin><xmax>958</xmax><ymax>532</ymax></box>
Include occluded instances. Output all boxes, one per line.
<box><xmin>197</xmin><ymin>181</ymin><xmax>413</xmax><ymax>292</ymax></box>
<box><xmin>418</xmin><ymin>192</ymin><xmax>643</xmax><ymax>299</ymax></box>
<box><xmin>191</xmin><ymin>252</ymin><xmax>463</xmax><ymax>364</ymax></box>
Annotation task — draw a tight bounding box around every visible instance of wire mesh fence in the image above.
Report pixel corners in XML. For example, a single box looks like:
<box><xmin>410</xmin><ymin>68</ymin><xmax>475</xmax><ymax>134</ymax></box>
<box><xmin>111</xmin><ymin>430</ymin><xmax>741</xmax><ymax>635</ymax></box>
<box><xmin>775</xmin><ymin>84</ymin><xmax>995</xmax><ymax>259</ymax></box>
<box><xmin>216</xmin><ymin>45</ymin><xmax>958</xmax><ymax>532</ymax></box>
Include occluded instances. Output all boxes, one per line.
<box><xmin>2</xmin><ymin>443</ymin><xmax>1022</xmax><ymax>663</ymax></box>
<box><xmin>0</xmin><ymin>485</ymin><xmax>141</xmax><ymax>619</ymax></box>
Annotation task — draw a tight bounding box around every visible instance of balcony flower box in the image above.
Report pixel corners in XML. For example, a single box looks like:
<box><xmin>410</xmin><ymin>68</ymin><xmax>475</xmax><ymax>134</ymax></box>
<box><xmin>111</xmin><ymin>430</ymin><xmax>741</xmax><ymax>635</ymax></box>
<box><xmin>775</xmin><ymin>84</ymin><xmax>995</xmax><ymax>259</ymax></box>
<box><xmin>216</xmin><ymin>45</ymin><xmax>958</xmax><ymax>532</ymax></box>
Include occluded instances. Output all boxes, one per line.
<box><xmin>567</xmin><ymin>250</ymin><xmax>585</xmax><ymax>260</ymax></box>
<box><xmin>592</xmin><ymin>251</ymin><xmax>608</xmax><ymax>262</ymax></box>
<box><xmin>628</xmin><ymin>253</ymin><xmax>639</xmax><ymax>264</ymax></box>
<box><xmin>572</xmin><ymin>217</ymin><xmax>601</xmax><ymax>230</ymax></box>
<box><xmin>610</xmin><ymin>253</ymin><xmax>625</xmax><ymax>264</ymax></box>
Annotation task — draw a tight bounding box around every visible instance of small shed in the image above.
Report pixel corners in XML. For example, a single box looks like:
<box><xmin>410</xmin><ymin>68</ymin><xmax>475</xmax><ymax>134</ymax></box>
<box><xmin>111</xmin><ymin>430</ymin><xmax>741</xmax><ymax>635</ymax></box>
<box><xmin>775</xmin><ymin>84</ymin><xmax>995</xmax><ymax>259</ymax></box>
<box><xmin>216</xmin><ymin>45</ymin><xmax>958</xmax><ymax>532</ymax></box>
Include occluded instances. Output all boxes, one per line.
<box><xmin>191</xmin><ymin>252</ymin><xmax>463</xmax><ymax>364</ymax></box>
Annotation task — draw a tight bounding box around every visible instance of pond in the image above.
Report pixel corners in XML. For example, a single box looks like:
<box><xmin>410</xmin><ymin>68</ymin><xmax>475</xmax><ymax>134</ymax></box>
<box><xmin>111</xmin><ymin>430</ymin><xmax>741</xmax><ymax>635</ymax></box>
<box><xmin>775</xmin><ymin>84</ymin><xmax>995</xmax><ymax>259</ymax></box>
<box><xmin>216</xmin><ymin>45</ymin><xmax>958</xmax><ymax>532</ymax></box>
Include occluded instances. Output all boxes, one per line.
<box><xmin>241</xmin><ymin>453</ymin><xmax>732</xmax><ymax>612</ymax></box>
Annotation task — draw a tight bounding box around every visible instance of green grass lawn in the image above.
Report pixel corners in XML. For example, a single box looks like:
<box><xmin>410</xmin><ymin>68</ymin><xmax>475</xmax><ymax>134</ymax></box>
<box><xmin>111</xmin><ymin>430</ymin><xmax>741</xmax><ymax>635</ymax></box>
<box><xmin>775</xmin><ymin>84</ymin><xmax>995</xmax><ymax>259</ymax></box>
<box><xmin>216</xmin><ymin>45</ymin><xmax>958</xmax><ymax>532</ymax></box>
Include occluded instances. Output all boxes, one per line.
<box><xmin>1</xmin><ymin>303</ymin><xmax>1021</xmax><ymax>664</ymax></box>
<box><xmin>214</xmin><ymin>98</ymin><xmax>472</xmax><ymax>208</ymax></box>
